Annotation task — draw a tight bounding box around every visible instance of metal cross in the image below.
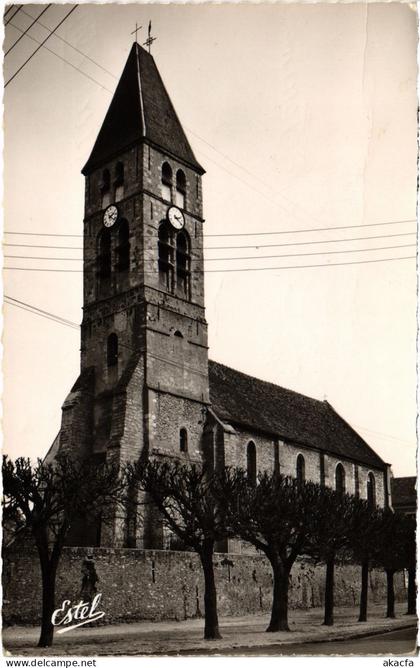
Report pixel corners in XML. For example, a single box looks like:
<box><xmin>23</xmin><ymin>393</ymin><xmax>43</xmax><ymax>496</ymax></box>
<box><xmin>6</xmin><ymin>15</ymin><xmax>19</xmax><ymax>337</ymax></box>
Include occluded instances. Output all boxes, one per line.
<box><xmin>143</xmin><ymin>20</ymin><xmax>157</xmax><ymax>53</ymax></box>
<box><xmin>131</xmin><ymin>22</ymin><xmax>142</xmax><ymax>43</ymax></box>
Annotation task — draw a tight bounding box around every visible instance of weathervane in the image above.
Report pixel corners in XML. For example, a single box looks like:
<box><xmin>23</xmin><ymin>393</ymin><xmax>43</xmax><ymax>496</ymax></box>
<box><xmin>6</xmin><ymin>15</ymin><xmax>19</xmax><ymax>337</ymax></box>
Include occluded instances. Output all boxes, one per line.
<box><xmin>131</xmin><ymin>22</ymin><xmax>142</xmax><ymax>43</ymax></box>
<box><xmin>143</xmin><ymin>20</ymin><xmax>157</xmax><ymax>53</ymax></box>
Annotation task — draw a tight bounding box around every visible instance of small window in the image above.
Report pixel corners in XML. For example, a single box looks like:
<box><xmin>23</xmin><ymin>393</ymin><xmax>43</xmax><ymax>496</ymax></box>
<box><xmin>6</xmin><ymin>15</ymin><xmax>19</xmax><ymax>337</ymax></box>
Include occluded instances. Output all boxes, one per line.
<box><xmin>367</xmin><ymin>472</ymin><xmax>376</xmax><ymax>507</ymax></box>
<box><xmin>101</xmin><ymin>169</ymin><xmax>111</xmax><ymax>209</ymax></box>
<box><xmin>107</xmin><ymin>333</ymin><xmax>118</xmax><ymax>368</ymax></box>
<box><xmin>161</xmin><ymin>162</ymin><xmax>172</xmax><ymax>202</ymax></box>
<box><xmin>115</xmin><ymin>219</ymin><xmax>130</xmax><ymax>272</ymax></box>
<box><xmin>176</xmin><ymin>169</ymin><xmax>186</xmax><ymax>209</ymax></box>
<box><xmin>158</xmin><ymin>222</ymin><xmax>174</xmax><ymax>292</ymax></box>
<box><xmin>176</xmin><ymin>230</ymin><xmax>191</xmax><ymax>298</ymax></box>
<box><xmin>335</xmin><ymin>463</ymin><xmax>346</xmax><ymax>497</ymax></box>
<box><xmin>180</xmin><ymin>428</ymin><xmax>188</xmax><ymax>453</ymax></box>
<box><xmin>296</xmin><ymin>454</ymin><xmax>305</xmax><ymax>484</ymax></box>
<box><xmin>114</xmin><ymin>162</ymin><xmax>124</xmax><ymax>202</ymax></box>
<box><xmin>247</xmin><ymin>441</ymin><xmax>257</xmax><ymax>485</ymax></box>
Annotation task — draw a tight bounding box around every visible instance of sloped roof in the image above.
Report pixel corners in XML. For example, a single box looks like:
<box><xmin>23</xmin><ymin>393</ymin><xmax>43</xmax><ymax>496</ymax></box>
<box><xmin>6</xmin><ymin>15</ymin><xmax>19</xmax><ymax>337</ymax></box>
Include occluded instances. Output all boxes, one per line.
<box><xmin>83</xmin><ymin>43</ymin><xmax>203</xmax><ymax>174</ymax></box>
<box><xmin>208</xmin><ymin>360</ymin><xmax>386</xmax><ymax>470</ymax></box>
<box><xmin>391</xmin><ymin>476</ymin><xmax>416</xmax><ymax>507</ymax></box>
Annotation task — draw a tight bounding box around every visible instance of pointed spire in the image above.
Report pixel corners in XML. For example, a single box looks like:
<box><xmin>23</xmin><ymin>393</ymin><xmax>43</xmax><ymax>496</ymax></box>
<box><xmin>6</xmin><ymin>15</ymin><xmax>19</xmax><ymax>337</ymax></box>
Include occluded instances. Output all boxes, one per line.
<box><xmin>82</xmin><ymin>43</ymin><xmax>204</xmax><ymax>175</ymax></box>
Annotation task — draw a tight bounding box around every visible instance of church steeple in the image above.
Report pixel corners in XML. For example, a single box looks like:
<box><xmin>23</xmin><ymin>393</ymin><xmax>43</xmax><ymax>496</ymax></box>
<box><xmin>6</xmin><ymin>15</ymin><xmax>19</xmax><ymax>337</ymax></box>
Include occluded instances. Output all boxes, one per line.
<box><xmin>82</xmin><ymin>43</ymin><xmax>203</xmax><ymax>175</ymax></box>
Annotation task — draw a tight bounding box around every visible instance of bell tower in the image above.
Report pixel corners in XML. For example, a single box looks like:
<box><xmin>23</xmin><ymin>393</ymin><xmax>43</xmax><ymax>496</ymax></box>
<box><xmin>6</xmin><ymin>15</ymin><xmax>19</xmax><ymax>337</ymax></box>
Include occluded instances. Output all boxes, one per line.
<box><xmin>57</xmin><ymin>43</ymin><xmax>209</xmax><ymax>547</ymax></box>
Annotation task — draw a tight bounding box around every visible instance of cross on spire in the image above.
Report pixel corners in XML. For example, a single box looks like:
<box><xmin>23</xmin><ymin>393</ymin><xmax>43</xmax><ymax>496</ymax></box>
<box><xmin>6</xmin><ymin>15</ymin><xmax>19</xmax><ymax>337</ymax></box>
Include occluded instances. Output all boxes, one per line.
<box><xmin>131</xmin><ymin>22</ymin><xmax>142</xmax><ymax>43</ymax></box>
<box><xmin>143</xmin><ymin>20</ymin><xmax>157</xmax><ymax>53</ymax></box>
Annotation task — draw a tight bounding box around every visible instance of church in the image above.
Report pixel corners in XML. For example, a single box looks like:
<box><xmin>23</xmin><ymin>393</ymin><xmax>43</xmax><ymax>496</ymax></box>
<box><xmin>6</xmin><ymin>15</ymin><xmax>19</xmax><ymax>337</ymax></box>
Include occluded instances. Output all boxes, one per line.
<box><xmin>49</xmin><ymin>42</ymin><xmax>392</xmax><ymax>549</ymax></box>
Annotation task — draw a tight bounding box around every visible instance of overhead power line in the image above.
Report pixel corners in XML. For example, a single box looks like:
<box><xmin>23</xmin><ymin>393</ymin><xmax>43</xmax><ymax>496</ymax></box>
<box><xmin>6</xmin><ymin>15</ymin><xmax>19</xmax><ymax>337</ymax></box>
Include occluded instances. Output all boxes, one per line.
<box><xmin>4</xmin><ymin>220</ymin><xmax>417</xmax><ymax>243</ymax></box>
<box><xmin>19</xmin><ymin>6</ymin><xmax>117</xmax><ymax>79</ymax></box>
<box><xmin>4</xmin><ymin>297</ymin><xmax>79</xmax><ymax>330</ymax></box>
<box><xmin>4</xmin><ymin>255</ymin><xmax>416</xmax><ymax>274</ymax></box>
<box><xmin>8</xmin><ymin>17</ymin><xmax>114</xmax><ymax>94</ymax></box>
<box><xmin>5</xmin><ymin>295</ymin><xmax>77</xmax><ymax>326</ymax></box>
<box><xmin>5</xmin><ymin>4</ymin><xmax>51</xmax><ymax>57</ymax></box>
<box><xmin>204</xmin><ymin>219</ymin><xmax>416</xmax><ymax>238</ymax></box>
<box><xmin>4</xmin><ymin>242</ymin><xmax>417</xmax><ymax>264</ymax></box>
<box><xmin>4</xmin><ymin>5</ymin><xmax>22</xmax><ymax>25</ymax></box>
<box><xmin>5</xmin><ymin>5</ymin><xmax>78</xmax><ymax>87</ymax></box>
<box><xmin>4</xmin><ymin>296</ymin><xmax>136</xmax><ymax>352</ymax></box>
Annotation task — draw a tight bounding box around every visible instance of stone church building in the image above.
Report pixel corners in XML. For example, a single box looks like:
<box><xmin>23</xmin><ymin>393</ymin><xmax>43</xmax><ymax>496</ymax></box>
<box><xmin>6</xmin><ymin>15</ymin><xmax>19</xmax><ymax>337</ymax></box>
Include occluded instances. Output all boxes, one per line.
<box><xmin>49</xmin><ymin>42</ymin><xmax>392</xmax><ymax>549</ymax></box>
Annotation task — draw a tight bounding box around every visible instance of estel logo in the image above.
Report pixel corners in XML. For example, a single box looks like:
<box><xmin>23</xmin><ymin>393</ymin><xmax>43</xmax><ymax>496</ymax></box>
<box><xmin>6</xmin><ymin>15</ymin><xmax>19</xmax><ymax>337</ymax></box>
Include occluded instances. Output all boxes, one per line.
<box><xmin>51</xmin><ymin>594</ymin><xmax>105</xmax><ymax>634</ymax></box>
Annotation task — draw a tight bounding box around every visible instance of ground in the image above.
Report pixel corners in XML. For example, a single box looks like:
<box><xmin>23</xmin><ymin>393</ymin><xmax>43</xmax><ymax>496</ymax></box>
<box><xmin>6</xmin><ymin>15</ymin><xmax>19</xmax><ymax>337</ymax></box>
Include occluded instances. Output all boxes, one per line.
<box><xmin>3</xmin><ymin>604</ymin><xmax>417</xmax><ymax>656</ymax></box>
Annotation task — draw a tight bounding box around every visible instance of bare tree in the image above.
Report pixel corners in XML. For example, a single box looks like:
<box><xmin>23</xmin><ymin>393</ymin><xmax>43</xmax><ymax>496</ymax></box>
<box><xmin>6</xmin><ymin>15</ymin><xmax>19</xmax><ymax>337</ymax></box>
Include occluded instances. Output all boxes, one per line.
<box><xmin>2</xmin><ymin>454</ymin><xmax>124</xmax><ymax>647</ymax></box>
<box><xmin>127</xmin><ymin>459</ymin><xmax>229</xmax><ymax>640</ymax></box>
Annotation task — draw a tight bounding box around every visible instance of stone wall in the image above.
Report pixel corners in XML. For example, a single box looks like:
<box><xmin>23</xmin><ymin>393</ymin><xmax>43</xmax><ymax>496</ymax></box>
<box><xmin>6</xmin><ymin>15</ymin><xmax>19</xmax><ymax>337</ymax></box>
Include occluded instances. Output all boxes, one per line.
<box><xmin>3</xmin><ymin>547</ymin><xmax>405</xmax><ymax>626</ymax></box>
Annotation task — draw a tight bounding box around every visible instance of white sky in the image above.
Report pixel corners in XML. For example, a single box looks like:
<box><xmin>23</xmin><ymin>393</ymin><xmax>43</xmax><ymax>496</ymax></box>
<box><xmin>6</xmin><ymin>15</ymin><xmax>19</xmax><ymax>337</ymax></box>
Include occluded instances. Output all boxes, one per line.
<box><xmin>3</xmin><ymin>2</ymin><xmax>418</xmax><ymax>476</ymax></box>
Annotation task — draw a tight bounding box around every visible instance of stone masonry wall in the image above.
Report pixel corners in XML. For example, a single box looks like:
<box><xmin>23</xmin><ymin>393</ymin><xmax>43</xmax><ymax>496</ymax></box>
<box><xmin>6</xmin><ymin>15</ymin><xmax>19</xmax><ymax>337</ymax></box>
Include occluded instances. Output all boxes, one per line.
<box><xmin>3</xmin><ymin>547</ymin><xmax>405</xmax><ymax>626</ymax></box>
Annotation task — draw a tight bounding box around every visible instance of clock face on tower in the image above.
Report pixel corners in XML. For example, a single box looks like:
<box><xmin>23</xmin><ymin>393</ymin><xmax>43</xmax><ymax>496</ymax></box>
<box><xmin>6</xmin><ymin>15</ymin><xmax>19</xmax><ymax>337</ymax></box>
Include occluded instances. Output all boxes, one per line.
<box><xmin>103</xmin><ymin>204</ymin><xmax>118</xmax><ymax>228</ymax></box>
<box><xmin>167</xmin><ymin>206</ymin><xmax>185</xmax><ymax>230</ymax></box>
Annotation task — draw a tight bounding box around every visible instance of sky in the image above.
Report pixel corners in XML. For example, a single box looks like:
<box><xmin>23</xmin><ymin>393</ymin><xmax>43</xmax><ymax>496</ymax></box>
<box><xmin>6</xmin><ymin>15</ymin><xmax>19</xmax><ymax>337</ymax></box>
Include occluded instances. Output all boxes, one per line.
<box><xmin>3</xmin><ymin>2</ymin><xmax>418</xmax><ymax>476</ymax></box>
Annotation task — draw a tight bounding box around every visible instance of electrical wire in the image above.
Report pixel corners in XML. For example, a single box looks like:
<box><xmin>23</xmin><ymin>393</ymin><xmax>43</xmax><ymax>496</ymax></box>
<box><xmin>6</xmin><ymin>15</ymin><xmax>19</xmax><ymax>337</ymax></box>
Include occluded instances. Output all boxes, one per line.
<box><xmin>5</xmin><ymin>4</ymin><xmax>51</xmax><ymax>57</ymax></box>
<box><xmin>7</xmin><ymin>17</ymin><xmax>114</xmax><ymax>94</ymax></box>
<box><xmin>4</xmin><ymin>255</ymin><xmax>416</xmax><ymax>274</ymax></box>
<box><xmin>4</xmin><ymin>5</ymin><xmax>22</xmax><ymax>26</ymax></box>
<box><xmin>5</xmin><ymin>5</ymin><xmax>78</xmax><ymax>87</ymax></box>
<box><xmin>19</xmin><ymin>6</ymin><xmax>117</xmax><ymax>80</ymax></box>
<box><xmin>4</xmin><ymin>242</ymin><xmax>417</xmax><ymax>264</ymax></box>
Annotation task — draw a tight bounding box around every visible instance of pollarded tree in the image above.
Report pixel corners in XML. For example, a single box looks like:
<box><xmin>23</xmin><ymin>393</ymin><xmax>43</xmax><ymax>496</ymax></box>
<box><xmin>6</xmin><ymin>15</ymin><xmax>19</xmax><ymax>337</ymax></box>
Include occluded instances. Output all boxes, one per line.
<box><xmin>304</xmin><ymin>486</ymin><xmax>358</xmax><ymax>626</ymax></box>
<box><xmin>373</xmin><ymin>508</ymin><xmax>407</xmax><ymax>619</ymax></box>
<box><xmin>402</xmin><ymin>514</ymin><xmax>416</xmax><ymax>616</ymax></box>
<box><xmin>348</xmin><ymin>501</ymin><xmax>386</xmax><ymax>622</ymax></box>
<box><xmin>127</xmin><ymin>459</ymin><xmax>229</xmax><ymax>640</ymax></box>
<box><xmin>217</xmin><ymin>469</ymin><xmax>325</xmax><ymax>633</ymax></box>
<box><xmin>2</xmin><ymin>454</ymin><xmax>124</xmax><ymax>648</ymax></box>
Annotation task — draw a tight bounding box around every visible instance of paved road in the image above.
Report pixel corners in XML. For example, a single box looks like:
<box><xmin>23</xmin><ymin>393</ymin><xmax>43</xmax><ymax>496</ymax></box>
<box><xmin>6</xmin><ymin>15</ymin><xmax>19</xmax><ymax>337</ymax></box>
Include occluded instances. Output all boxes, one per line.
<box><xmin>167</xmin><ymin>626</ymin><xmax>418</xmax><ymax>656</ymax></box>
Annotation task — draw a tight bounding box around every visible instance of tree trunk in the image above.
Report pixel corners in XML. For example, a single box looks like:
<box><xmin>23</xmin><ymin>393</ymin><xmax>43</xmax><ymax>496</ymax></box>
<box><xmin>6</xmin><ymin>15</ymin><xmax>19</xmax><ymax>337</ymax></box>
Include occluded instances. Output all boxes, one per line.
<box><xmin>199</xmin><ymin>541</ymin><xmax>222</xmax><ymax>640</ymax></box>
<box><xmin>38</xmin><ymin>560</ymin><xmax>58</xmax><ymax>647</ymax></box>
<box><xmin>407</xmin><ymin>567</ymin><xmax>416</xmax><ymax>615</ymax></box>
<box><xmin>358</xmin><ymin>560</ymin><xmax>369</xmax><ymax>622</ymax></box>
<box><xmin>323</xmin><ymin>557</ymin><xmax>335</xmax><ymax>626</ymax></box>
<box><xmin>266</xmin><ymin>555</ymin><xmax>290</xmax><ymax>632</ymax></box>
<box><xmin>385</xmin><ymin>569</ymin><xmax>395</xmax><ymax>619</ymax></box>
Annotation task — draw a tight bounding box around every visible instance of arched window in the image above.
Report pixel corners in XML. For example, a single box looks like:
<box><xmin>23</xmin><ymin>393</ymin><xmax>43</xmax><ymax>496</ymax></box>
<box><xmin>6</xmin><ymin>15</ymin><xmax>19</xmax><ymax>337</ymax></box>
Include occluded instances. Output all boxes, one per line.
<box><xmin>296</xmin><ymin>454</ymin><xmax>305</xmax><ymax>484</ymax></box>
<box><xmin>107</xmin><ymin>333</ymin><xmax>118</xmax><ymax>368</ymax></box>
<box><xmin>176</xmin><ymin>169</ymin><xmax>186</xmax><ymax>209</ymax></box>
<box><xmin>114</xmin><ymin>162</ymin><xmax>124</xmax><ymax>202</ymax></box>
<box><xmin>176</xmin><ymin>230</ymin><xmax>191</xmax><ymax>298</ymax></box>
<box><xmin>161</xmin><ymin>162</ymin><xmax>172</xmax><ymax>202</ymax></box>
<box><xmin>115</xmin><ymin>219</ymin><xmax>130</xmax><ymax>272</ymax></box>
<box><xmin>158</xmin><ymin>222</ymin><xmax>174</xmax><ymax>291</ymax></box>
<box><xmin>247</xmin><ymin>441</ymin><xmax>257</xmax><ymax>485</ymax></box>
<box><xmin>180</xmin><ymin>428</ymin><xmax>188</xmax><ymax>453</ymax></box>
<box><xmin>367</xmin><ymin>472</ymin><xmax>376</xmax><ymax>507</ymax></box>
<box><xmin>97</xmin><ymin>228</ymin><xmax>111</xmax><ymax>293</ymax></box>
<box><xmin>101</xmin><ymin>169</ymin><xmax>111</xmax><ymax>209</ymax></box>
<box><xmin>335</xmin><ymin>463</ymin><xmax>346</xmax><ymax>497</ymax></box>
